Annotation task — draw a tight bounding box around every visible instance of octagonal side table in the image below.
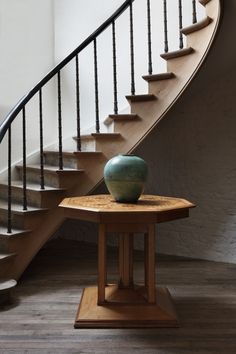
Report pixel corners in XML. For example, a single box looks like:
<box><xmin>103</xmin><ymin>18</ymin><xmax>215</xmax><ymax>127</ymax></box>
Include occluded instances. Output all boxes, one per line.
<box><xmin>59</xmin><ymin>194</ymin><xmax>195</xmax><ymax>328</ymax></box>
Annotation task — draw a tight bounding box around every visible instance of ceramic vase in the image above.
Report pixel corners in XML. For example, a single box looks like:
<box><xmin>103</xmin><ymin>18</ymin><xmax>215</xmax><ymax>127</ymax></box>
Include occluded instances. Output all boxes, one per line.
<box><xmin>104</xmin><ymin>154</ymin><xmax>148</xmax><ymax>203</ymax></box>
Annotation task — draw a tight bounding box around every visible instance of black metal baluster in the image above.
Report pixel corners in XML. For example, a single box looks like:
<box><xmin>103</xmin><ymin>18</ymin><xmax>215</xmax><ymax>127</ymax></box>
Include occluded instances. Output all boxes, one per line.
<box><xmin>94</xmin><ymin>38</ymin><xmax>100</xmax><ymax>133</ymax></box>
<box><xmin>75</xmin><ymin>54</ymin><xmax>81</xmax><ymax>151</ymax></box>
<box><xmin>22</xmin><ymin>107</ymin><xmax>27</xmax><ymax>210</ymax></box>
<box><xmin>112</xmin><ymin>21</ymin><xmax>118</xmax><ymax>115</ymax></box>
<box><xmin>147</xmin><ymin>0</ymin><xmax>153</xmax><ymax>75</ymax></box>
<box><xmin>7</xmin><ymin>126</ymin><xmax>12</xmax><ymax>233</ymax></box>
<box><xmin>39</xmin><ymin>89</ymin><xmax>45</xmax><ymax>189</ymax></box>
<box><xmin>192</xmin><ymin>0</ymin><xmax>197</xmax><ymax>24</ymax></box>
<box><xmin>163</xmin><ymin>0</ymin><xmax>169</xmax><ymax>53</ymax></box>
<box><xmin>57</xmin><ymin>71</ymin><xmax>63</xmax><ymax>169</ymax></box>
<box><xmin>129</xmin><ymin>0</ymin><xmax>135</xmax><ymax>95</ymax></box>
<box><xmin>178</xmin><ymin>0</ymin><xmax>184</xmax><ymax>49</ymax></box>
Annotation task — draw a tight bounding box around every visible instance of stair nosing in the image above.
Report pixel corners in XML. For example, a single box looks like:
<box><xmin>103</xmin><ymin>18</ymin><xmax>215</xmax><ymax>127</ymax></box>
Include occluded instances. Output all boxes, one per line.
<box><xmin>0</xmin><ymin>202</ymin><xmax>48</xmax><ymax>215</ymax></box>
<box><xmin>74</xmin><ymin>133</ymin><xmax>121</xmax><ymax>140</ymax></box>
<box><xmin>0</xmin><ymin>279</ymin><xmax>17</xmax><ymax>291</ymax></box>
<box><xmin>44</xmin><ymin>150</ymin><xmax>103</xmax><ymax>158</ymax></box>
<box><xmin>108</xmin><ymin>114</ymin><xmax>139</xmax><ymax>120</ymax></box>
<box><xmin>104</xmin><ymin>114</ymin><xmax>140</xmax><ymax>126</ymax></box>
<box><xmin>91</xmin><ymin>133</ymin><xmax>121</xmax><ymax>139</ymax></box>
<box><xmin>0</xmin><ymin>228</ymin><xmax>31</xmax><ymax>238</ymax></box>
<box><xmin>198</xmin><ymin>0</ymin><xmax>211</xmax><ymax>5</ymax></box>
<box><xmin>126</xmin><ymin>94</ymin><xmax>157</xmax><ymax>102</ymax></box>
<box><xmin>72</xmin><ymin>151</ymin><xmax>104</xmax><ymax>158</ymax></box>
<box><xmin>160</xmin><ymin>47</ymin><xmax>194</xmax><ymax>60</ymax></box>
<box><xmin>0</xmin><ymin>181</ymin><xmax>66</xmax><ymax>193</ymax></box>
<box><xmin>73</xmin><ymin>134</ymin><xmax>94</xmax><ymax>141</ymax></box>
<box><xmin>0</xmin><ymin>253</ymin><xmax>16</xmax><ymax>261</ymax></box>
<box><xmin>181</xmin><ymin>16</ymin><xmax>212</xmax><ymax>35</ymax></box>
<box><xmin>142</xmin><ymin>72</ymin><xmax>175</xmax><ymax>82</ymax></box>
<box><xmin>16</xmin><ymin>164</ymin><xmax>84</xmax><ymax>174</ymax></box>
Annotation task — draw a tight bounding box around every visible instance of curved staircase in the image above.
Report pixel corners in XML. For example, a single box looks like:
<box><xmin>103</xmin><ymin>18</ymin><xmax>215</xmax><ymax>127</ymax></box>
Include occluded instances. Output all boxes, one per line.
<box><xmin>0</xmin><ymin>0</ymin><xmax>222</xmax><ymax>302</ymax></box>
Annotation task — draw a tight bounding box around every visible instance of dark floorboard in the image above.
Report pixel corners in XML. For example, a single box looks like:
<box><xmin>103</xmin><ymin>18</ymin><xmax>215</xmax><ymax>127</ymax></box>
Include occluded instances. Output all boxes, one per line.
<box><xmin>0</xmin><ymin>240</ymin><xmax>236</xmax><ymax>353</ymax></box>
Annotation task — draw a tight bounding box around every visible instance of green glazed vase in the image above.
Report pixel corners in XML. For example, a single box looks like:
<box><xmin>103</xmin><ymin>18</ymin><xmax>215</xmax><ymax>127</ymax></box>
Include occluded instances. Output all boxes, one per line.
<box><xmin>104</xmin><ymin>154</ymin><xmax>148</xmax><ymax>203</ymax></box>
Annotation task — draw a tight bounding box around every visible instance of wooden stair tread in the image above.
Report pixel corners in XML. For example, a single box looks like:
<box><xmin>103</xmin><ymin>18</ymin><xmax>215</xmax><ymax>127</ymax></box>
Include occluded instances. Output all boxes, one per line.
<box><xmin>142</xmin><ymin>72</ymin><xmax>175</xmax><ymax>82</ymax></box>
<box><xmin>199</xmin><ymin>0</ymin><xmax>211</xmax><ymax>5</ymax></box>
<box><xmin>181</xmin><ymin>16</ymin><xmax>212</xmax><ymax>35</ymax></box>
<box><xmin>0</xmin><ymin>279</ymin><xmax>17</xmax><ymax>291</ymax></box>
<box><xmin>0</xmin><ymin>200</ymin><xmax>48</xmax><ymax>214</ymax></box>
<box><xmin>126</xmin><ymin>94</ymin><xmax>157</xmax><ymax>102</ymax></box>
<box><xmin>160</xmin><ymin>47</ymin><xmax>194</xmax><ymax>60</ymax></box>
<box><xmin>16</xmin><ymin>164</ymin><xmax>84</xmax><ymax>174</ymax></box>
<box><xmin>0</xmin><ymin>253</ymin><xmax>16</xmax><ymax>261</ymax></box>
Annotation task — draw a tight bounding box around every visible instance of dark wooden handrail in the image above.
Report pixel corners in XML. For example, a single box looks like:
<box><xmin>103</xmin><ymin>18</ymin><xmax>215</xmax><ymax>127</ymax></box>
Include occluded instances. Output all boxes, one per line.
<box><xmin>0</xmin><ymin>0</ymin><xmax>135</xmax><ymax>143</ymax></box>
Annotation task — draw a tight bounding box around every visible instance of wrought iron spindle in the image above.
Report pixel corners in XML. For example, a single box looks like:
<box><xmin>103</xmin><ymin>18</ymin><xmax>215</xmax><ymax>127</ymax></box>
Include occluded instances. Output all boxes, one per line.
<box><xmin>192</xmin><ymin>0</ymin><xmax>197</xmax><ymax>24</ymax></box>
<box><xmin>163</xmin><ymin>0</ymin><xmax>169</xmax><ymax>53</ymax></box>
<box><xmin>94</xmin><ymin>38</ymin><xmax>100</xmax><ymax>133</ymax></box>
<box><xmin>112</xmin><ymin>21</ymin><xmax>118</xmax><ymax>115</ymax></box>
<box><xmin>147</xmin><ymin>0</ymin><xmax>153</xmax><ymax>75</ymax></box>
<box><xmin>39</xmin><ymin>89</ymin><xmax>45</xmax><ymax>189</ymax></box>
<box><xmin>57</xmin><ymin>71</ymin><xmax>63</xmax><ymax>169</ymax></box>
<box><xmin>75</xmin><ymin>54</ymin><xmax>81</xmax><ymax>151</ymax></box>
<box><xmin>7</xmin><ymin>126</ymin><xmax>12</xmax><ymax>233</ymax></box>
<box><xmin>129</xmin><ymin>0</ymin><xmax>135</xmax><ymax>95</ymax></box>
<box><xmin>178</xmin><ymin>0</ymin><xmax>184</xmax><ymax>49</ymax></box>
<box><xmin>22</xmin><ymin>107</ymin><xmax>27</xmax><ymax>210</ymax></box>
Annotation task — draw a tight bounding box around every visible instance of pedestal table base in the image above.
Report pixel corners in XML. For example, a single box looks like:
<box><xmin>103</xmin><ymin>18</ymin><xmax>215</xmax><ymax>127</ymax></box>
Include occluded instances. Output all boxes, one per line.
<box><xmin>74</xmin><ymin>285</ymin><xmax>178</xmax><ymax>328</ymax></box>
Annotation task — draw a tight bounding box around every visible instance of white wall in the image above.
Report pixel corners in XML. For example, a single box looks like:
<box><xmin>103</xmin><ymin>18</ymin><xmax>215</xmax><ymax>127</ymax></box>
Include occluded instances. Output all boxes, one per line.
<box><xmin>0</xmin><ymin>0</ymin><xmax>56</xmax><ymax>174</ymax></box>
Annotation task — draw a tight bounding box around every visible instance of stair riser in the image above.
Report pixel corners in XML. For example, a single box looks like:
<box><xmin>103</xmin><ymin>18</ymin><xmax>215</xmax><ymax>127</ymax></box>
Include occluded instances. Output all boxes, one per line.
<box><xmin>0</xmin><ymin>279</ymin><xmax>17</xmax><ymax>304</ymax></box>
<box><xmin>0</xmin><ymin>291</ymin><xmax>12</xmax><ymax>305</ymax></box>
<box><xmin>44</xmin><ymin>154</ymin><xmax>77</xmax><ymax>169</ymax></box>
<box><xmin>0</xmin><ymin>231</ymin><xmax>31</xmax><ymax>254</ymax></box>
<box><xmin>0</xmin><ymin>211</ymin><xmax>47</xmax><ymax>230</ymax></box>
<box><xmin>17</xmin><ymin>167</ymin><xmax>82</xmax><ymax>189</ymax></box>
<box><xmin>0</xmin><ymin>241</ymin><xmax>8</xmax><ymax>253</ymax></box>
<box><xmin>17</xmin><ymin>168</ymin><xmax>60</xmax><ymax>188</ymax></box>
<box><xmin>74</xmin><ymin>139</ymin><xmax>96</xmax><ymax>152</ymax></box>
<box><xmin>0</xmin><ymin>185</ymin><xmax>65</xmax><ymax>209</ymax></box>
<box><xmin>147</xmin><ymin>78</ymin><xmax>176</xmax><ymax>97</ymax></box>
<box><xmin>0</xmin><ymin>259</ymin><xmax>13</xmax><ymax>278</ymax></box>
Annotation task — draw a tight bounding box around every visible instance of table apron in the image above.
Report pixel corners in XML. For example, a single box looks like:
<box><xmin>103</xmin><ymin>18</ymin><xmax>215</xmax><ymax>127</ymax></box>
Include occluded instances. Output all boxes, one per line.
<box><xmin>105</xmin><ymin>223</ymin><xmax>149</xmax><ymax>233</ymax></box>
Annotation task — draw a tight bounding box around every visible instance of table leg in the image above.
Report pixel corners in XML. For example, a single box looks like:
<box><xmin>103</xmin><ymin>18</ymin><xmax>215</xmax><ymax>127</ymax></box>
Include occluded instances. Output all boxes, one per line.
<box><xmin>98</xmin><ymin>224</ymin><xmax>106</xmax><ymax>305</ymax></box>
<box><xmin>119</xmin><ymin>233</ymin><xmax>134</xmax><ymax>288</ymax></box>
<box><xmin>144</xmin><ymin>224</ymin><xmax>156</xmax><ymax>304</ymax></box>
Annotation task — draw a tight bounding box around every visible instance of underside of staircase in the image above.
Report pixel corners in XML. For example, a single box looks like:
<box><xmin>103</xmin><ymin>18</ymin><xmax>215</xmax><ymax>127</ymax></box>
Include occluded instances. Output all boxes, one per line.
<box><xmin>0</xmin><ymin>0</ymin><xmax>221</xmax><ymax>302</ymax></box>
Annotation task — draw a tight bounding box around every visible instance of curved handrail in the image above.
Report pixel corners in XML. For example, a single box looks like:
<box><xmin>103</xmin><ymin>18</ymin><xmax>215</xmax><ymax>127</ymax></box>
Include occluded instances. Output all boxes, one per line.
<box><xmin>0</xmin><ymin>0</ymin><xmax>135</xmax><ymax>143</ymax></box>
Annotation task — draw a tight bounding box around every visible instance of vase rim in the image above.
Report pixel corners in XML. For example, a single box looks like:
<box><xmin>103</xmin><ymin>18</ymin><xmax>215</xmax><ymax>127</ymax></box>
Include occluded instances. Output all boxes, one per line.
<box><xmin>118</xmin><ymin>154</ymin><xmax>136</xmax><ymax>157</ymax></box>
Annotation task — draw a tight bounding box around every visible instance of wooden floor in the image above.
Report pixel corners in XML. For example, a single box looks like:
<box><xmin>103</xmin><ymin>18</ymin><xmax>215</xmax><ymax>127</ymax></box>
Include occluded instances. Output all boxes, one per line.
<box><xmin>1</xmin><ymin>239</ymin><xmax>236</xmax><ymax>353</ymax></box>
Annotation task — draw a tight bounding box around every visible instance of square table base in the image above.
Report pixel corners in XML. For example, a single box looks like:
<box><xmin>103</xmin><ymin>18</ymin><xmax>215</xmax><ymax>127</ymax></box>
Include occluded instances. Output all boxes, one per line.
<box><xmin>74</xmin><ymin>285</ymin><xmax>178</xmax><ymax>328</ymax></box>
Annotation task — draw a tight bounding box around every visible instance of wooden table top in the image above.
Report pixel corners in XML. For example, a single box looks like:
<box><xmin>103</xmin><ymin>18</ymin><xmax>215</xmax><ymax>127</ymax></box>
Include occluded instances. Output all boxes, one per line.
<box><xmin>59</xmin><ymin>194</ymin><xmax>195</xmax><ymax>224</ymax></box>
